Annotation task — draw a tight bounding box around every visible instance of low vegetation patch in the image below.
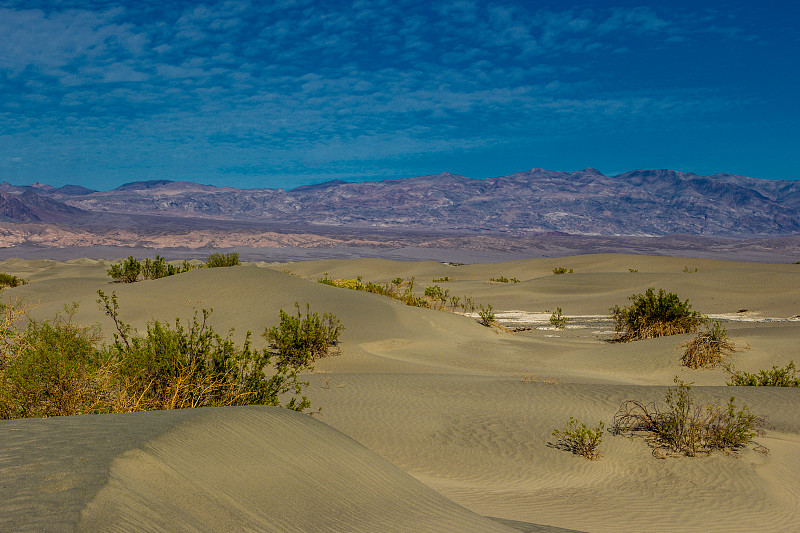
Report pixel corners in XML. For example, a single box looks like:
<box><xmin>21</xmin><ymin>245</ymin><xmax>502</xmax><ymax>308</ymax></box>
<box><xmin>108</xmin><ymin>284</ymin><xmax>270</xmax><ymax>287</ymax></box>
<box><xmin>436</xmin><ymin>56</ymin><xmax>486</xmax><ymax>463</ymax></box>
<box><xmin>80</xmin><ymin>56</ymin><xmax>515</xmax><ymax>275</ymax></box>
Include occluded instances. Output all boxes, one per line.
<box><xmin>107</xmin><ymin>255</ymin><xmax>194</xmax><ymax>283</ymax></box>
<box><xmin>478</xmin><ymin>304</ymin><xmax>495</xmax><ymax>326</ymax></box>
<box><xmin>108</xmin><ymin>253</ymin><xmax>237</xmax><ymax>283</ymax></box>
<box><xmin>552</xmin><ymin>267</ymin><xmax>573</xmax><ymax>275</ymax></box>
<box><xmin>205</xmin><ymin>252</ymin><xmax>240</xmax><ymax>268</ymax></box>
<box><xmin>489</xmin><ymin>276</ymin><xmax>519</xmax><ymax>283</ymax></box>
<box><xmin>0</xmin><ymin>288</ymin><xmax>333</xmax><ymax>419</ymax></box>
<box><xmin>611</xmin><ymin>287</ymin><xmax>705</xmax><ymax>341</ymax></box>
<box><xmin>682</xmin><ymin>321</ymin><xmax>735</xmax><ymax>369</ymax></box>
<box><xmin>318</xmin><ymin>273</ymin><xmax>482</xmax><ymax>316</ymax></box>
<box><xmin>263</xmin><ymin>302</ymin><xmax>343</xmax><ymax>368</ymax></box>
<box><xmin>726</xmin><ymin>361</ymin><xmax>800</xmax><ymax>387</ymax></box>
<box><xmin>0</xmin><ymin>273</ymin><xmax>27</xmax><ymax>288</ymax></box>
<box><xmin>0</xmin><ymin>303</ymin><xmax>105</xmax><ymax>418</ymax></box>
<box><xmin>431</xmin><ymin>276</ymin><xmax>450</xmax><ymax>282</ymax></box>
<box><xmin>551</xmin><ymin>417</ymin><xmax>604</xmax><ymax>460</ymax></box>
<box><xmin>550</xmin><ymin>307</ymin><xmax>569</xmax><ymax>329</ymax></box>
<box><xmin>612</xmin><ymin>378</ymin><xmax>765</xmax><ymax>457</ymax></box>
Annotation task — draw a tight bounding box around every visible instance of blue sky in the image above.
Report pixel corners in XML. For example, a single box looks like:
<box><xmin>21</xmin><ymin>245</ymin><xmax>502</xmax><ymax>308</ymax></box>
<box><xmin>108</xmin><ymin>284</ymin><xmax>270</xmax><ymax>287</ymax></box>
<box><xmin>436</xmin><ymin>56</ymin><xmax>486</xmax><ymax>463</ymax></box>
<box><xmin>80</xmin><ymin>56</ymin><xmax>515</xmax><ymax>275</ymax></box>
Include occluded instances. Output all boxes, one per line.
<box><xmin>0</xmin><ymin>1</ymin><xmax>797</xmax><ymax>190</ymax></box>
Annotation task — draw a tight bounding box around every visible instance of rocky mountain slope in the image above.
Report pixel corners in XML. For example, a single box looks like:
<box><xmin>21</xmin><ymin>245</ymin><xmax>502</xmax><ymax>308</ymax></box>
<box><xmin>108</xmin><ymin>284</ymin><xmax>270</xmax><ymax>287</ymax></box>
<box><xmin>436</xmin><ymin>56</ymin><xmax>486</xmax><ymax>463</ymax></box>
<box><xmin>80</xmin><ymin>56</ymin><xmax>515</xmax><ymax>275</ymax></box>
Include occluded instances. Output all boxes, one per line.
<box><xmin>1</xmin><ymin>168</ymin><xmax>799</xmax><ymax>236</ymax></box>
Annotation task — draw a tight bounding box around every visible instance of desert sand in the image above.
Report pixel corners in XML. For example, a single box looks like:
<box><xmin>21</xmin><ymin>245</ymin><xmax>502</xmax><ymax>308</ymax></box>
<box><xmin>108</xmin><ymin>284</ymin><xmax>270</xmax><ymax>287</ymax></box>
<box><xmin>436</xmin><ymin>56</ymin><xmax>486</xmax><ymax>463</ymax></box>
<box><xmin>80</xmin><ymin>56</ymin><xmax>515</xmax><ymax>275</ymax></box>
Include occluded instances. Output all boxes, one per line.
<box><xmin>1</xmin><ymin>253</ymin><xmax>799</xmax><ymax>532</ymax></box>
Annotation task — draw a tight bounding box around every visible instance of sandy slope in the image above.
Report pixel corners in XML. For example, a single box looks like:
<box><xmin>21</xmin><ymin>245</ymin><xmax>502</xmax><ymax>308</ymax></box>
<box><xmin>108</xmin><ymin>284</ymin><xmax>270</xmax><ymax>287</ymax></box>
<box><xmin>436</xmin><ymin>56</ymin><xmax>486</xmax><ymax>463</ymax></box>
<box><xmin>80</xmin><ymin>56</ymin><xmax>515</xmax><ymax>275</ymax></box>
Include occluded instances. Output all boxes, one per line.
<box><xmin>1</xmin><ymin>254</ymin><xmax>799</xmax><ymax>532</ymax></box>
<box><xmin>2</xmin><ymin>408</ymin><xmax>514</xmax><ymax>533</ymax></box>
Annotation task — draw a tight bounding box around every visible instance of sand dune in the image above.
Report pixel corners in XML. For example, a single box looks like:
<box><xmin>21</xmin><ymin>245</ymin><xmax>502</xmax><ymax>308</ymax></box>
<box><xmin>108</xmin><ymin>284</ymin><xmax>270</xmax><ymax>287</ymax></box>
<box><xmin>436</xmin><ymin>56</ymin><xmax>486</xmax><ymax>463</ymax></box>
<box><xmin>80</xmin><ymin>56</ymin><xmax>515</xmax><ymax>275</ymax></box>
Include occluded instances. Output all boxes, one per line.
<box><xmin>1</xmin><ymin>254</ymin><xmax>799</xmax><ymax>531</ymax></box>
<box><xmin>2</xmin><ymin>408</ymin><xmax>517</xmax><ymax>532</ymax></box>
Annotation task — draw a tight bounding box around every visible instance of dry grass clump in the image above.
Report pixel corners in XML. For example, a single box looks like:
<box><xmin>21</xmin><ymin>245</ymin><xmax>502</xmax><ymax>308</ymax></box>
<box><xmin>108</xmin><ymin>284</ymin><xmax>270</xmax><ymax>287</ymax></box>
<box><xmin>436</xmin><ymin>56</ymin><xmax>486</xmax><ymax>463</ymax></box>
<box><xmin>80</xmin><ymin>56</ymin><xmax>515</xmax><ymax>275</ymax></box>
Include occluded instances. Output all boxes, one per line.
<box><xmin>611</xmin><ymin>287</ymin><xmax>705</xmax><ymax>342</ymax></box>
<box><xmin>682</xmin><ymin>321</ymin><xmax>736</xmax><ymax>369</ymax></box>
<box><xmin>612</xmin><ymin>378</ymin><xmax>765</xmax><ymax>457</ymax></box>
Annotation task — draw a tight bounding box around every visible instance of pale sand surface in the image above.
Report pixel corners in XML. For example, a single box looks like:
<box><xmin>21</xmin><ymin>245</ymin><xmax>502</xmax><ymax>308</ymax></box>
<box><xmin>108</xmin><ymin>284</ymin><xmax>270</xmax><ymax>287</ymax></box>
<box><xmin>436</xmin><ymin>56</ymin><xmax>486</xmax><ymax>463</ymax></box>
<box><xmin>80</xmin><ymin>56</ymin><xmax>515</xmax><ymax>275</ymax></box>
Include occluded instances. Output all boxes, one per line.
<box><xmin>1</xmin><ymin>254</ymin><xmax>799</xmax><ymax>531</ymax></box>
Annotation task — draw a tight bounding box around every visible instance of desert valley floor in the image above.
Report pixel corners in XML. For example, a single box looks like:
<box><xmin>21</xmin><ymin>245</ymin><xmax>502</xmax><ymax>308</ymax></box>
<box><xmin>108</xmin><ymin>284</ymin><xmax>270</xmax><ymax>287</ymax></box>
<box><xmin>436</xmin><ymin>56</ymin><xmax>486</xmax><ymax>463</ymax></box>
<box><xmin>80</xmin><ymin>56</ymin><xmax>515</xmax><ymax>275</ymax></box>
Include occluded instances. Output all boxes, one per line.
<box><xmin>2</xmin><ymin>253</ymin><xmax>800</xmax><ymax>532</ymax></box>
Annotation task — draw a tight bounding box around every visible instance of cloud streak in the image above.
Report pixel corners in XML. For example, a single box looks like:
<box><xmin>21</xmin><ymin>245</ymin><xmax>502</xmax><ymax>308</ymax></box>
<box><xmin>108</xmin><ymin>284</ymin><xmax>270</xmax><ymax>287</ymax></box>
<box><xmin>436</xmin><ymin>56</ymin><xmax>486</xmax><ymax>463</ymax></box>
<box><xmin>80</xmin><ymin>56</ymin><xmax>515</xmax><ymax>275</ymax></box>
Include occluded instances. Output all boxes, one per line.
<box><xmin>0</xmin><ymin>1</ymin><xmax>791</xmax><ymax>188</ymax></box>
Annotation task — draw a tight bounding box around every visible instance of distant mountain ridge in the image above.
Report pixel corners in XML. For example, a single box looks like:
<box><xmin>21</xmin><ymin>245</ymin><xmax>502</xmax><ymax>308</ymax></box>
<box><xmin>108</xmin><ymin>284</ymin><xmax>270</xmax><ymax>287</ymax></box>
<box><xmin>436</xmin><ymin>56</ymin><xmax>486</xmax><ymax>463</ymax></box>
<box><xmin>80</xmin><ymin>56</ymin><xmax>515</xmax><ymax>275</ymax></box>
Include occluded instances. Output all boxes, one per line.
<box><xmin>1</xmin><ymin>168</ymin><xmax>799</xmax><ymax>236</ymax></box>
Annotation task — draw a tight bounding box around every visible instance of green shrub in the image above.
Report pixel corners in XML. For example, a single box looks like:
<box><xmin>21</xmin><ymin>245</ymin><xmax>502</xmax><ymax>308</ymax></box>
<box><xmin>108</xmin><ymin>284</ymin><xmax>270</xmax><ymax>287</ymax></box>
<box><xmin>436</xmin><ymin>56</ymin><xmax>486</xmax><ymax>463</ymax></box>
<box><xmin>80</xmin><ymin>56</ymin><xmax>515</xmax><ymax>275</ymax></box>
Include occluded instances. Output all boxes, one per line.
<box><xmin>490</xmin><ymin>276</ymin><xmax>509</xmax><ymax>283</ymax></box>
<box><xmin>263</xmin><ymin>302</ymin><xmax>343</xmax><ymax>368</ymax></box>
<box><xmin>682</xmin><ymin>321</ymin><xmax>735</xmax><ymax>369</ymax></box>
<box><xmin>318</xmin><ymin>273</ymin><xmax>336</xmax><ymax>286</ymax></box>
<box><xmin>448</xmin><ymin>295</ymin><xmax>461</xmax><ymax>311</ymax></box>
<box><xmin>0</xmin><ymin>304</ymin><xmax>107</xmax><ymax>419</ymax></box>
<box><xmin>726</xmin><ymin>361</ymin><xmax>800</xmax><ymax>387</ymax></box>
<box><xmin>334</xmin><ymin>278</ymin><xmax>364</xmax><ymax>290</ymax></box>
<box><xmin>478</xmin><ymin>304</ymin><xmax>495</xmax><ymax>326</ymax></box>
<box><xmin>552</xmin><ymin>267</ymin><xmax>568</xmax><ymax>275</ymax></box>
<box><xmin>432</xmin><ymin>277</ymin><xmax>450</xmax><ymax>282</ymax></box>
<box><xmin>205</xmin><ymin>252</ymin><xmax>240</xmax><ymax>268</ymax></box>
<box><xmin>552</xmin><ymin>417</ymin><xmax>604</xmax><ymax>460</ymax></box>
<box><xmin>0</xmin><ymin>273</ymin><xmax>27</xmax><ymax>288</ymax></box>
<box><xmin>98</xmin><ymin>290</ymin><xmax>313</xmax><ymax>412</ymax></box>
<box><xmin>108</xmin><ymin>256</ymin><xmax>191</xmax><ymax>283</ymax></box>
<box><xmin>424</xmin><ymin>285</ymin><xmax>450</xmax><ymax>309</ymax></box>
<box><xmin>610</xmin><ymin>287</ymin><xmax>705</xmax><ymax>341</ymax></box>
<box><xmin>107</xmin><ymin>256</ymin><xmax>142</xmax><ymax>283</ymax></box>
<box><xmin>628</xmin><ymin>268</ymin><xmax>638</xmax><ymax>273</ymax></box>
<box><xmin>141</xmin><ymin>255</ymin><xmax>179</xmax><ymax>280</ymax></box>
<box><xmin>550</xmin><ymin>307</ymin><xmax>569</xmax><ymax>329</ymax></box>
<box><xmin>612</xmin><ymin>377</ymin><xmax>765</xmax><ymax>456</ymax></box>
<box><xmin>1</xmin><ymin>291</ymin><xmax>320</xmax><ymax>419</ymax></box>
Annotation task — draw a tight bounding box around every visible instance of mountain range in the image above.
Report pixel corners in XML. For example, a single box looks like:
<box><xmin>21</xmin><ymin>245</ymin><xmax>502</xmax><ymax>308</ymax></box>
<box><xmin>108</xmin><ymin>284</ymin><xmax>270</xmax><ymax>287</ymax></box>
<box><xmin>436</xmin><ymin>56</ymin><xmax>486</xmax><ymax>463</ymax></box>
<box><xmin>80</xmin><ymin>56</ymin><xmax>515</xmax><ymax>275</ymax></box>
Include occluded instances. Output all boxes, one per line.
<box><xmin>1</xmin><ymin>168</ymin><xmax>799</xmax><ymax>237</ymax></box>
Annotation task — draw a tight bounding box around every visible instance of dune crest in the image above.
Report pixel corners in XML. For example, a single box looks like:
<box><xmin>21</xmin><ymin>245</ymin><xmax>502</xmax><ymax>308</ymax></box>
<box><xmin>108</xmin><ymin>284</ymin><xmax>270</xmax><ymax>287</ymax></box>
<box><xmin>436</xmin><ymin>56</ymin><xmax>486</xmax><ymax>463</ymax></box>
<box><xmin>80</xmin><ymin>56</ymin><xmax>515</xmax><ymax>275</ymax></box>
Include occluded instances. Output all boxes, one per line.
<box><xmin>78</xmin><ymin>406</ymin><xmax>515</xmax><ymax>532</ymax></box>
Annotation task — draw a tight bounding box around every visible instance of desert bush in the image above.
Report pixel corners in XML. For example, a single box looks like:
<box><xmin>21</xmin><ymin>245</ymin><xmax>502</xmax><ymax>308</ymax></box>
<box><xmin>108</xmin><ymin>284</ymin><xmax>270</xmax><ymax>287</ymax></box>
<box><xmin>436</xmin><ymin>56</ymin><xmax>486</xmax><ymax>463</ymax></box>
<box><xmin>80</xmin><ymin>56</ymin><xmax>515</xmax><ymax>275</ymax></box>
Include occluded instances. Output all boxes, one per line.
<box><xmin>334</xmin><ymin>278</ymin><xmax>365</xmax><ymax>290</ymax></box>
<box><xmin>726</xmin><ymin>361</ymin><xmax>800</xmax><ymax>387</ymax></box>
<box><xmin>552</xmin><ymin>267</ymin><xmax>568</xmax><ymax>275</ymax></box>
<box><xmin>108</xmin><ymin>256</ymin><xmax>190</xmax><ymax>283</ymax></box>
<box><xmin>461</xmin><ymin>296</ymin><xmax>476</xmax><ymax>313</ymax></box>
<box><xmin>550</xmin><ymin>307</ymin><xmax>569</xmax><ymax>329</ymax></box>
<box><xmin>205</xmin><ymin>252</ymin><xmax>240</xmax><ymax>268</ymax></box>
<box><xmin>628</xmin><ymin>268</ymin><xmax>638</xmax><ymax>273</ymax></box>
<box><xmin>610</xmin><ymin>287</ymin><xmax>705</xmax><ymax>341</ymax></box>
<box><xmin>98</xmin><ymin>290</ymin><xmax>312</xmax><ymax>412</ymax></box>
<box><xmin>424</xmin><ymin>285</ymin><xmax>450</xmax><ymax>309</ymax></box>
<box><xmin>478</xmin><ymin>304</ymin><xmax>495</xmax><ymax>326</ymax></box>
<box><xmin>449</xmin><ymin>295</ymin><xmax>461</xmax><ymax>311</ymax></box>
<box><xmin>319</xmin><ymin>273</ymin><xmax>488</xmax><ymax>316</ymax></box>
<box><xmin>490</xmin><ymin>276</ymin><xmax>509</xmax><ymax>283</ymax></box>
<box><xmin>107</xmin><ymin>256</ymin><xmax>142</xmax><ymax>283</ymax></box>
<box><xmin>0</xmin><ymin>297</ymin><xmax>30</xmax><ymax>364</ymax></box>
<box><xmin>432</xmin><ymin>277</ymin><xmax>450</xmax><ymax>282</ymax></box>
<box><xmin>264</xmin><ymin>302</ymin><xmax>343</xmax><ymax>368</ymax></box>
<box><xmin>552</xmin><ymin>417</ymin><xmax>604</xmax><ymax>460</ymax></box>
<box><xmin>682</xmin><ymin>321</ymin><xmax>735</xmax><ymax>369</ymax></box>
<box><xmin>0</xmin><ymin>273</ymin><xmax>27</xmax><ymax>288</ymax></box>
<box><xmin>318</xmin><ymin>273</ymin><xmax>336</xmax><ymax>286</ymax></box>
<box><xmin>1</xmin><ymin>291</ymin><xmax>319</xmax><ymax>419</ymax></box>
<box><xmin>0</xmin><ymin>304</ymin><xmax>108</xmax><ymax>419</ymax></box>
<box><xmin>612</xmin><ymin>377</ymin><xmax>765</xmax><ymax>456</ymax></box>
<box><xmin>141</xmin><ymin>255</ymin><xmax>180</xmax><ymax>280</ymax></box>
